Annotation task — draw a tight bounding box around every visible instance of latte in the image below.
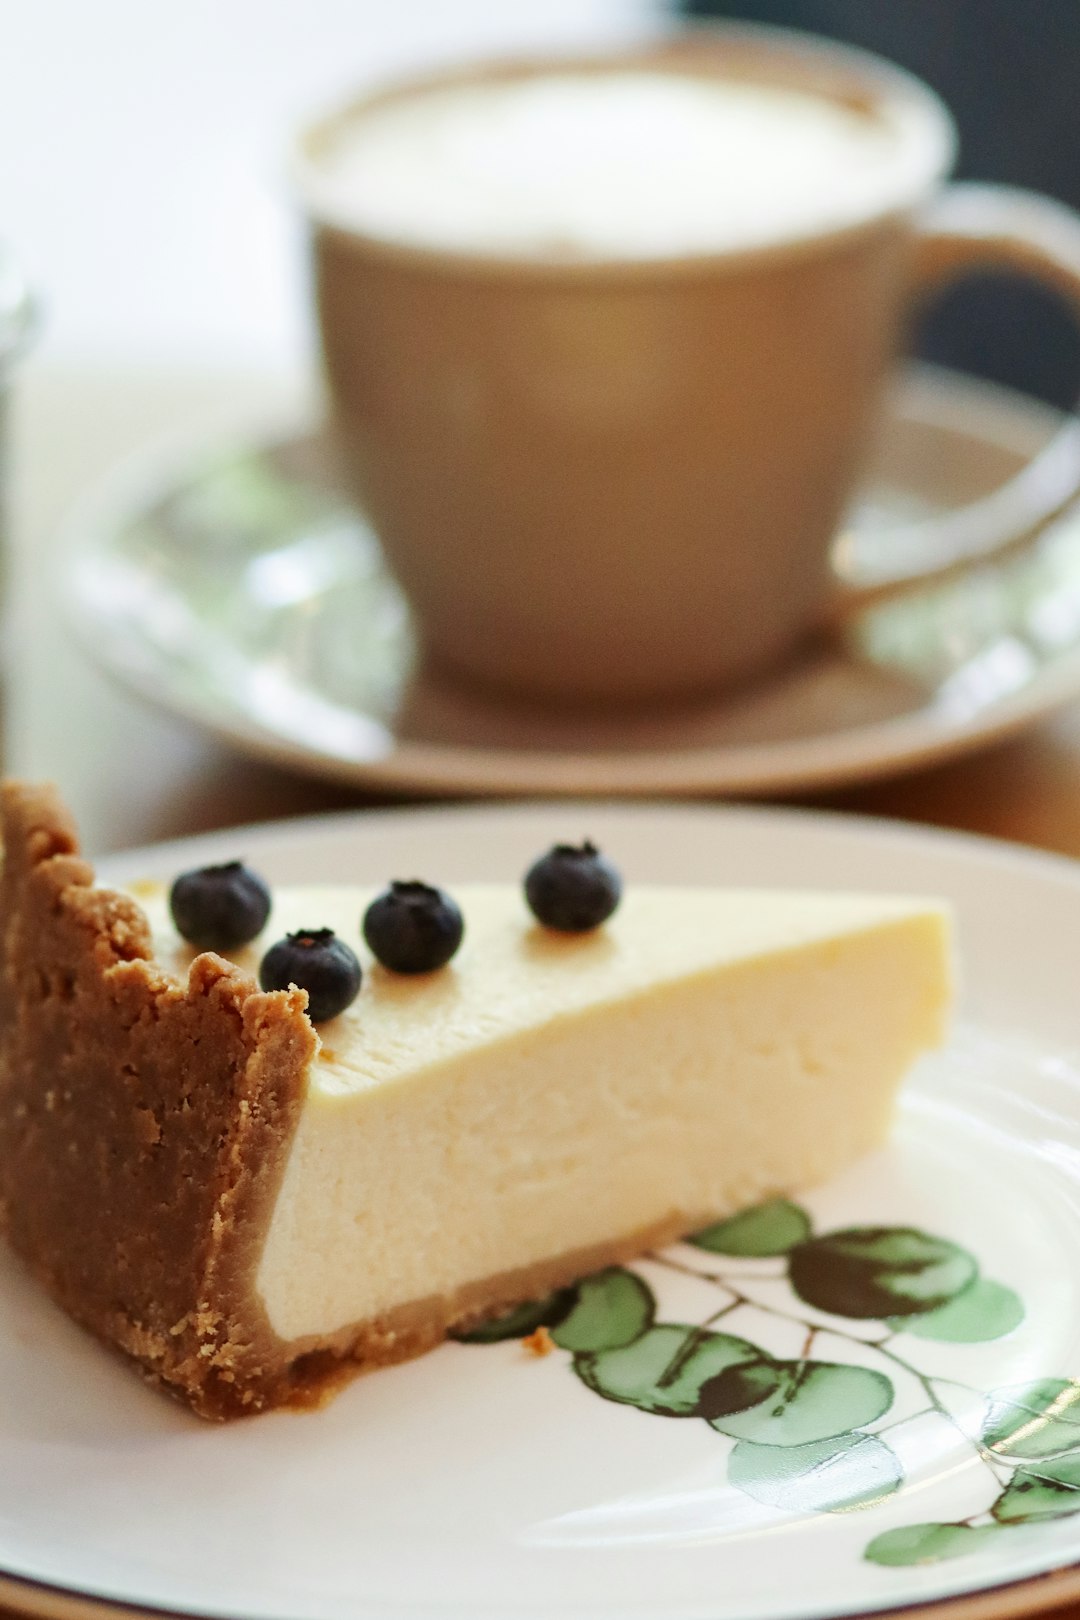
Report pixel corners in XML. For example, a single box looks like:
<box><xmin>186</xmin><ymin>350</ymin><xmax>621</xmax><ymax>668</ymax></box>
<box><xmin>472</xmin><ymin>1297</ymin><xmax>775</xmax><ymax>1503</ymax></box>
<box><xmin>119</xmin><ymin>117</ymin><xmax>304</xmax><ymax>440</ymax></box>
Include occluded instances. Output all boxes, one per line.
<box><xmin>307</xmin><ymin>68</ymin><xmax>908</xmax><ymax>260</ymax></box>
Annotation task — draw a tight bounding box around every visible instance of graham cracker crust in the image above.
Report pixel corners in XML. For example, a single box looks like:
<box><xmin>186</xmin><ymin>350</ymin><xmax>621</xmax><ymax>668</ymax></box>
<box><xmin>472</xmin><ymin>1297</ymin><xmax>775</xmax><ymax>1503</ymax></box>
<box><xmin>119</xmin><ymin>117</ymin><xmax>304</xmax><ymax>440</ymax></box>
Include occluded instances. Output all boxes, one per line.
<box><xmin>0</xmin><ymin>783</ymin><xmax>704</xmax><ymax>1420</ymax></box>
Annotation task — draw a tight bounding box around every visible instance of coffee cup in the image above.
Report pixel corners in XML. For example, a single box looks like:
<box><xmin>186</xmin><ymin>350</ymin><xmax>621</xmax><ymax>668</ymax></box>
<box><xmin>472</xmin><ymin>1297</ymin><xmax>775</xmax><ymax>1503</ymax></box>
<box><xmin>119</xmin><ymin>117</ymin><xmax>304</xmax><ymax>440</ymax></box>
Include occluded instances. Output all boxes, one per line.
<box><xmin>292</xmin><ymin>29</ymin><xmax>1080</xmax><ymax>706</ymax></box>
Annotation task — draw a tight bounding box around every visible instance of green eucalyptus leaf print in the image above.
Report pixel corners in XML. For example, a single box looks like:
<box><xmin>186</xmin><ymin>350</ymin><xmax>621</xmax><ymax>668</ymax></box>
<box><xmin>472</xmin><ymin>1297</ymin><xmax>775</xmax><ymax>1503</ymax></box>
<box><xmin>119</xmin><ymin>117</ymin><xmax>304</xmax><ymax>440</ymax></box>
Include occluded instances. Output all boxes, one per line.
<box><xmin>789</xmin><ymin>1227</ymin><xmax>977</xmax><ymax>1320</ymax></box>
<box><xmin>729</xmin><ymin>1433</ymin><xmax>902</xmax><ymax>1513</ymax></box>
<box><xmin>575</xmin><ymin>1324</ymin><xmax>761</xmax><ymax>1417</ymax></box>
<box><xmin>451</xmin><ymin>1286</ymin><xmax>575</xmax><ymax>1343</ymax></box>
<box><xmin>690</xmin><ymin>1200</ymin><xmax>812</xmax><ymax>1257</ymax></box>
<box><xmin>889</xmin><ymin>1278</ymin><xmax>1023</xmax><ymax>1343</ymax></box>
<box><xmin>550</xmin><ymin>1268</ymin><xmax>653</xmax><ymax>1353</ymax></box>
<box><xmin>705</xmin><ymin>1359</ymin><xmax>894</xmax><ymax>1446</ymax></box>
<box><xmin>452</xmin><ymin>1202</ymin><xmax>1064</xmax><ymax>1575</ymax></box>
<box><xmin>865</xmin><ymin>1523</ymin><xmax>1001</xmax><ymax>1566</ymax></box>
<box><xmin>993</xmin><ymin>1454</ymin><xmax>1080</xmax><ymax>1522</ymax></box>
<box><xmin>983</xmin><ymin>1380</ymin><xmax>1080</xmax><ymax>1458</ymax></box>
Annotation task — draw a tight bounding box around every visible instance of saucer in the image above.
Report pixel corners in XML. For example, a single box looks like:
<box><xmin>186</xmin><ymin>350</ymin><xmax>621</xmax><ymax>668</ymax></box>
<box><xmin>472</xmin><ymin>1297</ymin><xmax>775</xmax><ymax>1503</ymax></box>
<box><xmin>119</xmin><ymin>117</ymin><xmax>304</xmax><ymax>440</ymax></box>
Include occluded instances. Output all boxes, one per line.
<box><xmin>64</xmin><ymin>365</ymin><xmax>1080</xmax><ymax>797</ymax></box>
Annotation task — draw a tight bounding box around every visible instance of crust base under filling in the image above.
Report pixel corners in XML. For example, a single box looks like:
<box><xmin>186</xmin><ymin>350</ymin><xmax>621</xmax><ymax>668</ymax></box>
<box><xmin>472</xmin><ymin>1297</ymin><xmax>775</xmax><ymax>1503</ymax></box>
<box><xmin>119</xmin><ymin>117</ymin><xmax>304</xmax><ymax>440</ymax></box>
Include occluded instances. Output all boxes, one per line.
<box><xmin>0</xmin><ymin>783</ymin><xmax>708</xmax><ymax>1419</ymax></box>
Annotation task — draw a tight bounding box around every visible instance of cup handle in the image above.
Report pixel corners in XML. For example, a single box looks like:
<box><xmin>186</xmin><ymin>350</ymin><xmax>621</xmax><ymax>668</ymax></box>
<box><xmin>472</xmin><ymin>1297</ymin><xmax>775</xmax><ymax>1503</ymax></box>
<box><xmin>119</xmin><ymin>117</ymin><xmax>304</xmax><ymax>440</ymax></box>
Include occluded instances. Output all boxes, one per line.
<box><xmin>832</xmin><ymin>183</ymin><xmax>1080</xmax><ymax>610</ymax></box>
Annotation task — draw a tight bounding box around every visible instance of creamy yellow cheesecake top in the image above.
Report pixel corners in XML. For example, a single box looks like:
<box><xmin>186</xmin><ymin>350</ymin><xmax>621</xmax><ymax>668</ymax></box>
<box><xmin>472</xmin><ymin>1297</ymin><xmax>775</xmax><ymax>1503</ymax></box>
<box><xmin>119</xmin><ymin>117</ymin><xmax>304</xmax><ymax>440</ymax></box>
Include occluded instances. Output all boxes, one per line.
<box><xmin>133</xmin><ymin>885</ymin><xmax>949</xmax><ymax>1092</ymax></box>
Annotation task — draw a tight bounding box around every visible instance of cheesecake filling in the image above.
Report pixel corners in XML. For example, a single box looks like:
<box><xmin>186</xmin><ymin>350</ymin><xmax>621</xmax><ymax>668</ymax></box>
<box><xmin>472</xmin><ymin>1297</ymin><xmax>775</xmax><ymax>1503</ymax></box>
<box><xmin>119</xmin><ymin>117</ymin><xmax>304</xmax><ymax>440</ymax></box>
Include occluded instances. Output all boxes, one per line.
<box><xmin>135</xmin><ymin>886</ymin><xmax>952</xmax><ymax>1344</ymax></box>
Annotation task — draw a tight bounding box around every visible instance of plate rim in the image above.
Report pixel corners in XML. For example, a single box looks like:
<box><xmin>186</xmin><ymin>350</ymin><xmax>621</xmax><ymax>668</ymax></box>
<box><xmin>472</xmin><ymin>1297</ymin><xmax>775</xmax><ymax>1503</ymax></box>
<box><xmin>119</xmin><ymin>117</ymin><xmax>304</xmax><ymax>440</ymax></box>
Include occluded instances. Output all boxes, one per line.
<box><xmin>3</xmin><ymin>1555</ymin><xmax>1080</xmax><ymax>1620</ymax></box>
<box><xmin>91</xmin><ymin>791</ymin><xmax>1080</xmax><ymax>899</ymax></box>
<box><xmin>60</xmin><ymin>365</ymin><xmax>1080</xmax><ymax>799</ymax></box>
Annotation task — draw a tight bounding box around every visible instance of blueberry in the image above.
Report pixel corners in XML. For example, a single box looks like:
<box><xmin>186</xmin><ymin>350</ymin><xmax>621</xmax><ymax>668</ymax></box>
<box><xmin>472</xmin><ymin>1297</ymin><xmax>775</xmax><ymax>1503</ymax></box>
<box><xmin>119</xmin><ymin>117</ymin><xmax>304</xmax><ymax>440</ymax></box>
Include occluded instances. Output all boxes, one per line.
<box><xmin>363</xmin><ymin>881</ymin><xmax>464</xmax><ymax>974</ymax></box>
<box><xmin>524</xmin><ymin>842</ymin><xmax>622</xmax><ymax>932</ymax></box>
<box><xmin>259</xmin><ymin>929</ymin><xmax>362</xmax><ymax>1022</ymax></box>
<box><xmin>169</xmin><ymin>861</ymin><xmax>272</xmax><ymax>951</ymax></box>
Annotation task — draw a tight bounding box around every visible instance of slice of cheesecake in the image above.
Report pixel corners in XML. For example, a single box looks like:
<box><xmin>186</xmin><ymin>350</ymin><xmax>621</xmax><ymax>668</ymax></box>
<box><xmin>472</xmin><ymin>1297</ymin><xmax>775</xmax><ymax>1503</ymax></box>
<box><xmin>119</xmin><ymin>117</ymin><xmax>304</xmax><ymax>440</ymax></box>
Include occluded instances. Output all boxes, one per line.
<box><xmin>0</xmin><ymin>783</ymin><xmax>952</xmax><ymax>1420</ymax></box>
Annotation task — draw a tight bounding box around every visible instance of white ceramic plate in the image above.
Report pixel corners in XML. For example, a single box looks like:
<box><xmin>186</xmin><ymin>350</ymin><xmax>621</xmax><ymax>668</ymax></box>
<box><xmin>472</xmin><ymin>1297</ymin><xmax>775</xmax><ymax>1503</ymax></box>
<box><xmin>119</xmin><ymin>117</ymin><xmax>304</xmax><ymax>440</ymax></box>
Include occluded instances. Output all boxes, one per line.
<box><xmin>63</xmin><ymin>367</ymin><xmax>1080</xmax><ymax>797</ymax></box>
<box><xmin>4</xmin><ymin>801</ymin><xmax>1080</xmax><ymax>1620</ymax></box>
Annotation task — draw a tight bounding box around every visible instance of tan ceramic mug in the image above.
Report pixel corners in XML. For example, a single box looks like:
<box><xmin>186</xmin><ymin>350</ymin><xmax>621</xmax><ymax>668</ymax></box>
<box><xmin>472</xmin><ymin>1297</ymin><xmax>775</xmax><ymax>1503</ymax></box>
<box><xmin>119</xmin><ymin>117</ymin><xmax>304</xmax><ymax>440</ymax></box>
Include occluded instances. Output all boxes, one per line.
<box><xmin>293</xmin><ymin>29</ymin><xmax>1080</xmax><ymax>706</ymax></box>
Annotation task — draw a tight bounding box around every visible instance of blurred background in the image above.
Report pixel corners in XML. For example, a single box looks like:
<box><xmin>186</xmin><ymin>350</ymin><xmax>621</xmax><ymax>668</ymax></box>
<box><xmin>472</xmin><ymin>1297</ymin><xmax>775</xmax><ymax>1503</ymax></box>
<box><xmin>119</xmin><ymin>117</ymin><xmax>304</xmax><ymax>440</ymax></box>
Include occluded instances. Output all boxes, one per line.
<box><xmin>2</xmin><ymin>0</ymin><xmax>659</xmax><ymax>840</ymax></box>
<box><xmin>5</xmin><ymin>0</ymin><xmax>1077</xmax><ymax>394</ymax></box>
<box><xmin>1</xmin><ymin>0</ymin><xmax>655</xmax><ymax>375</ymax></box>
<box><xmin>5</xmin><ymin>0</ymin><xmax>1080</xmax><ymax>852</ymax></box>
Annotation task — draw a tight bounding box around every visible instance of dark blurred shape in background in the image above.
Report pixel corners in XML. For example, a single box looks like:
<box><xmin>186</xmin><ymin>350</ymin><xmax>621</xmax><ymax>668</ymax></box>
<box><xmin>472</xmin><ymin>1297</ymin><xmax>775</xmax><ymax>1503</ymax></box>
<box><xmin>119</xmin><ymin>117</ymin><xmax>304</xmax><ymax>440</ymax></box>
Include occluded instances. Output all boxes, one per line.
<box><xmin>682</xmin><ymin>0</ymin><xmax>1080</xmax><ymax>409</ymax></box>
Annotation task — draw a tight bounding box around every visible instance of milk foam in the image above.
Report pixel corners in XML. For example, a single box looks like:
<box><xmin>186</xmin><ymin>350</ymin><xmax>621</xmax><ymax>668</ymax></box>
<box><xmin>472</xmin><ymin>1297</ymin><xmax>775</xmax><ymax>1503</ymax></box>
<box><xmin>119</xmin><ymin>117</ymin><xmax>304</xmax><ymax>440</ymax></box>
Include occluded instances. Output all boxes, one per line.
<box><xmin>308</xmin><ymin>70</ymin><xmax>909</xmax><ymax>260</ymax></box>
